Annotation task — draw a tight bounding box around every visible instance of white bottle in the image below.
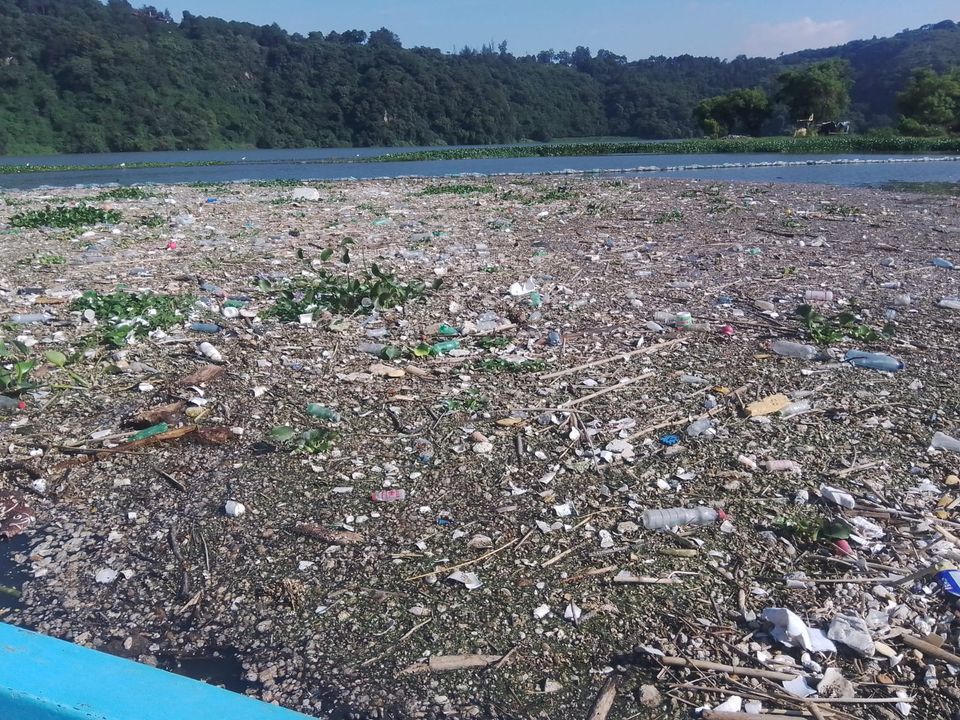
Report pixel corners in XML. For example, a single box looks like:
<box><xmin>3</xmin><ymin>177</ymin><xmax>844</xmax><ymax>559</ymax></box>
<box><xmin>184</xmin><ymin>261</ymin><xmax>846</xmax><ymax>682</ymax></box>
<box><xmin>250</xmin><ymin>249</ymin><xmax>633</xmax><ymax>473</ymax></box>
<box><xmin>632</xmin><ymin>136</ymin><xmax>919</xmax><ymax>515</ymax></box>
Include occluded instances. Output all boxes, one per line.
<box><xmin>642</xmin><ymin>506</ymin><xmax>722</xmax><ymax>530</ymax></box>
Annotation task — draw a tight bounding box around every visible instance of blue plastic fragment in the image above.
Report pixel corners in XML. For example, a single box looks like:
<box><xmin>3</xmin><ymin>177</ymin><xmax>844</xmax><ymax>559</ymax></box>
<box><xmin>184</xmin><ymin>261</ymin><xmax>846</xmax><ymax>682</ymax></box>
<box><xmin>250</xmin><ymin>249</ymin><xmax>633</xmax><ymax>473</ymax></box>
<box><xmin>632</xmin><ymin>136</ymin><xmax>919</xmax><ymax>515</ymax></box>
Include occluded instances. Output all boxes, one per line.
<box><xmin>939</xmin><ymin>569</ymin><xmax>960</xmax><ymax>597</ymax></box>
<box><xmin>660</xmin><ymin>434</ymin><xmax>680</xmax><ymax>446</ymax></box>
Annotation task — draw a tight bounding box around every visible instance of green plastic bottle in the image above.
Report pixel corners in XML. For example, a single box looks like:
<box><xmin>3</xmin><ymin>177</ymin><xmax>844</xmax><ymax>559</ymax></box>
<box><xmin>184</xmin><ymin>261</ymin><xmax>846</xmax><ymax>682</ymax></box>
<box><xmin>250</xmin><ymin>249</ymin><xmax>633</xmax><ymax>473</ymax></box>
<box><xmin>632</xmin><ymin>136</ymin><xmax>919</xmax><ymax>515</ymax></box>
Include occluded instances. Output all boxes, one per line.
<box><xmin>128</xmin><ymin>423</ymin><xmax>169</xmax><ymax>441</ymax></box>
<box><xmin>306</xmin><ymin>404</ymin><xmax>339</xmax><ymax>421</ymax></box>
<box><xmin>430</xmin><ymin>340</ymin><xmax>460</xmax><ymax>354</ymax></box>
<box><xmin>438</xmin><ymin>324</ymin><xmax>459</xmax><ymax>336</ymax></box>
<box><xmin>529</xmin><ymin>292</ymin><xmax>543</xmax><ymax>308</ymax></box>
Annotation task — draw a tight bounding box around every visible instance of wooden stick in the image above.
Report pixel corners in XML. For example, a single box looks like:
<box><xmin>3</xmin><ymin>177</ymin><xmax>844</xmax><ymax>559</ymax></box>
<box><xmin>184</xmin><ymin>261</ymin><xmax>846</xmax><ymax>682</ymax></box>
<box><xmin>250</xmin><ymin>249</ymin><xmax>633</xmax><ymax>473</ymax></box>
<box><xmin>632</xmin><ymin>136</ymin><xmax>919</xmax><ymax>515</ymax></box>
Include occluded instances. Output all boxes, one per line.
<box><xmin>901</xmin><ymin>633</ymin><xmax>960</xmax><ymax>665</ymax></box>
<box><xmin>405</xmin><ymin>538</ymin><xmax>517</xmax><ymax>581</ymax></box>
<box><xmin>658</xmin><ymin>655</ymin><xmax>801</xmax><ymax>681</ymax></box>
<box><xmin>539</xmin><ymin>339</ymin><xmax>683</xmax><ymax>380</ymax></box>
<box><xmin>586</xmin><ymin>676</ymin><xmax>618</xmax><ymax>720</ymax></box>
<box><xmin>541</xmin><ymin>541</ymin><xmax>586</xmax><ymax>568</ymax></box>
<box><xmin>558</xmin><ymin>372</ymin><xmax>655</xmax><ymax>408</ymax></box>
<box><xmin>559</xmin><ymin>565</ymin><xmax>618</xmax><ymax>584</ymax></box>
<box><xmin>805</xmin><ymin>697</ymin><xmax>914</xmax><ymax>705</ymax></box>
<box><xmin>400</xmin><ymin>654</ymin><xmax>502</xmax><ymax>675</ymax></box>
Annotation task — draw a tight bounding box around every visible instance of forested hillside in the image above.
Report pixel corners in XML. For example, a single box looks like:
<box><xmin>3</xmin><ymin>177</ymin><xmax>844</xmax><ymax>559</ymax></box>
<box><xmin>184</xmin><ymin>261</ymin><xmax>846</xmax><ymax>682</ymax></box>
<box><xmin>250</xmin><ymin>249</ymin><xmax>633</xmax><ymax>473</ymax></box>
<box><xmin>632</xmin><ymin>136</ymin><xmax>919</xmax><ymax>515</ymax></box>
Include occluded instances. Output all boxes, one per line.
<box><xmin>0</xmin><ymin>0</ymin><xmax>957</xmax><ymax>154</ymax></box>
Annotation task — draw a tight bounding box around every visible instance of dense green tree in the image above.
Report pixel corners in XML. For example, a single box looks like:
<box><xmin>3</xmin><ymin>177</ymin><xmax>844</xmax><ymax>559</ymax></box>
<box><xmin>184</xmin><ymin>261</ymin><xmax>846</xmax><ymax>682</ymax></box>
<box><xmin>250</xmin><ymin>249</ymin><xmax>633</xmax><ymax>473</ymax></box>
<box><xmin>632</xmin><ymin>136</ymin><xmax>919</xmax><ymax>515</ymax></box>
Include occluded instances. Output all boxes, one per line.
<box><xmin>693</xmin><ymin>88</ymin><xmax>771</xmax><ymax>137</ymax></box>
<box><xmin>0</xmin><ymin>1</ymin><xmax>957</xmax><ymax>154</ymax></box>
<box><xmin>776</xmin><ymin>60</ymin><xmax>853</xmax><ymax>123</ymax></box>
<box><xmin>896</xmin><ymin>67</ymin><xmax>960</xmax><ymax>134</ymax></box>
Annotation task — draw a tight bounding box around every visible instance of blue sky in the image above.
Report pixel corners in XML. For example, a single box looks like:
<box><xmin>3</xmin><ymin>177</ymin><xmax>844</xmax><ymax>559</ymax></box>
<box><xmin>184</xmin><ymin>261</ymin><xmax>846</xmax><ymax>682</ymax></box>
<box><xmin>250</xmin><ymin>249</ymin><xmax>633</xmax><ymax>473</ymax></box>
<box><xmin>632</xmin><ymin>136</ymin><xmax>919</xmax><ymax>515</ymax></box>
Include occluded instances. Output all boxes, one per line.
<box><xmin>162</xmin><ymin>0</ymin><xmax>958</xmax><ymax>60</ymax></box>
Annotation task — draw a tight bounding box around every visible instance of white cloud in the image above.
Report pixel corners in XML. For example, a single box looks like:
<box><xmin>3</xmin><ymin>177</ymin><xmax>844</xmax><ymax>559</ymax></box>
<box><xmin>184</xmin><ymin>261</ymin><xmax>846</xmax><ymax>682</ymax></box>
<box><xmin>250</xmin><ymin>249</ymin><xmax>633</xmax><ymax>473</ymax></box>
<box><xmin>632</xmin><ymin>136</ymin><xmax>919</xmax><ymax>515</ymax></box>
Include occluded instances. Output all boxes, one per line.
<box><xmin>740</xmin><ymin>17</ymin><xmax>855</xmax><ymax>57</ymax></box>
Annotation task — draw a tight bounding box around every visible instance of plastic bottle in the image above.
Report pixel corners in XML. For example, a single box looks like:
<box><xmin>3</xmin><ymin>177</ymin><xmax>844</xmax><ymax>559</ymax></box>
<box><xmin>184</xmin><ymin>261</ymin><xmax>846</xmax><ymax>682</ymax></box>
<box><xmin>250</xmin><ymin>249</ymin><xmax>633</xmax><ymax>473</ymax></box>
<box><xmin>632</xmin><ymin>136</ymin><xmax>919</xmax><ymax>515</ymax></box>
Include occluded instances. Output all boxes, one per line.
<box><xmin>674</xmin><ymin>312</ymin><xmax>693</xmax><ymax>328</ymax></box>
<box><xmin>306</xmin><ymin>404</ymin><xmax>339</xmax><ymax>421</ymax></box>
<box><xmin>939</xmin><ymin>298</ymin><xmax>960</xmax><ymax>310</ymax></box>
<box><xmin>804</xmin><ymin>290</ymin><xmax>834</xmax><ymax>302</ymax></box>
<box><xmin>190</xmin><ymin>322</ymin><xmax>221</xmax><ymax>333</ymax></box>
<box><xmin>359</xmin><ymin>342</ymin><xmax>387</xmax><ymax>356</ymax></box>
<box><xmin>770</xmin><ymin>340</ymin><xmax>818</xmax><ymax>360</ymax></box>
<box><xmin>198</xmin><ymin>341</ymin><xmax>223</xmax><ymax>362</ymax></box>
<box><xmin>430</xmin><ymin>340</ymin><xmax>460</xmax><ymax>354</ymax></box>
<box><xmin>642</xmin><ymin>506</ymin><xmax>723</xmax><ymax>530</ymax></box>
<box><xmin>932</xmin><ymin>258</ymin><xmax>956</xmax><ymax>270</ymax></box>
<box><xmin>414</xmin><ymin>438</ymin><xmax>434</xmax><ymax>464</ymax></box>
<box><xmin>893</xmin><ymin>294</ymin><xmax>911</xmax><ymax>307</ymax></box>
<box><xmin>932</xmin><ymin>432</ymin><xmax>960</xmax><ymax>453</ymax></box>
<box><xmin>879</xmin><ymin>281</ymin><xmax>901</xmax><ymax>289</ymax></box>
<box><xmin>686</xmin><ymin>418</ymin><xmax>713</xmax><ymax>437</ymax></box>
<box><xmin>371</xmin><ymin>488</ymin><xmax>406</xmax><ymax>502</ymax></box>
<box><xmin>653</xmin><ymin>311</ymin><xmax>677</xmax><ymax>325</ymax></box>
<box><xmin>128</xmin><ymin>423</ymin><xmax>169</xmax><ymax>441</ymax></box>
<box><xmin>844</xmin><ymin>350</ymin><xmax>904</xmax><ymax>372</ymax></box>
<box><xmin>9</xmin><ymin>313</ymin><xmax>52</xmax><ymax>325</ymax></box>
<box><xmin>780</xmin><ymin>400</ymin><xmax>811</xmax><ymax>418</ymax></box>
<box><xmin>0</xmin><ymin>396</ymin><xmax>21</xmax><ymax>413</ymax></box>
<box><xmin>438</xmin><ymin>324</ymin><xmax>459</xmax><ymax>336</ymax></box>
<box><xmin>529</xmin><ymin>292</ymin><xmax>543</xmax><ymax>308</ymax></box>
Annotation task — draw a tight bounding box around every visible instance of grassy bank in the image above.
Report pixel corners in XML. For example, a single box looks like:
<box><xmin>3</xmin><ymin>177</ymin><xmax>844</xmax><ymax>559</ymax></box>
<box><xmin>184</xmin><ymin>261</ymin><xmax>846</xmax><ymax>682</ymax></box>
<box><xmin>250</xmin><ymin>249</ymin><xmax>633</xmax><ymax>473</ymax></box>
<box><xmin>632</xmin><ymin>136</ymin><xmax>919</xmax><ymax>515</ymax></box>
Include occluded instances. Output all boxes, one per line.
<box><xmin>368</xmin><ymin>135</ymin><xmax>960</xmax><ymax>162</ymax></box>
<box><xmin>2</xmin><ymin>135</ymin><xmax>958</xmax><ymax>176</ymax></box>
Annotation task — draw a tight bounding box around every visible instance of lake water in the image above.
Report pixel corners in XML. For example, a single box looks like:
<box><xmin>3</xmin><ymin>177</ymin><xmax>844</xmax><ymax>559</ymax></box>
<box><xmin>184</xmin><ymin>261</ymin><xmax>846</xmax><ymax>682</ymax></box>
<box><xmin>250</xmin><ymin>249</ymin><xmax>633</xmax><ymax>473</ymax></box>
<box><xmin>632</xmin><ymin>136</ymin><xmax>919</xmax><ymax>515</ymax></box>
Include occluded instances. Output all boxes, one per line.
<box><xmin>0</xmin><ymin>147</ymin><xmax>958</xmax><ymax>189</ymax></box>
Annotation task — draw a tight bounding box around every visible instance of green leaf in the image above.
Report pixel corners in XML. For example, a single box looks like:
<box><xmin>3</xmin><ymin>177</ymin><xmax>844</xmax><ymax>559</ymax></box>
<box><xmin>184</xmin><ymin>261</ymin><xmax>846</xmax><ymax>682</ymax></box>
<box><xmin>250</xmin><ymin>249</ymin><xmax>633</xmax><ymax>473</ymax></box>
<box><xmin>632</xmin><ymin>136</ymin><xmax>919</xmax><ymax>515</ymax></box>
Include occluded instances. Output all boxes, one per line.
<box><xmin>296</xmin><ymin>248</ymin><xmax>305</xmax><ymax>260</ymax></box>
<box><xmin>44</xmin><ymin>350</ymin><xmax>67</xmax><ymax>367</ymax></box>
<box><xmin>269</xmin><ymin>426</ymin><xmax>297</xmax><ymax>443</ymax></box>
<box><xmin>319</xmin><ymin>248</ymin><xmax>333</xmax><ymax>262</ymax></box>
<box><xmin>340</xmin><ymin>248</ymin><xmax>351</xmax><ymax>264</ymax></box>
<box><xmin>257</xmin><ymin>278</ymin><xmax>272</xmax><ymax>292</ymax></box>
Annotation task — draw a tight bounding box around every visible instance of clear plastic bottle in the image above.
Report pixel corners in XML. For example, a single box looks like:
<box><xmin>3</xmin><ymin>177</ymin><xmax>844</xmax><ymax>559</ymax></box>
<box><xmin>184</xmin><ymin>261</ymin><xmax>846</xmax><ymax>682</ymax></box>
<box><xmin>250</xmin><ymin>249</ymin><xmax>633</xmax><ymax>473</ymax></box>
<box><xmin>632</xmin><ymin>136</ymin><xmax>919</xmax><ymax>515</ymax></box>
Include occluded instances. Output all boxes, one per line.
<box><xmin>0</xmin><ymin>396</ymin><xmax>21</xmax><ymax>412</ymax></box>
<box><xmin>893</xmin><ymin>294</ymin><xmax>911</xmax><ymax>307</ymax></box>
<box><xmin>844</xmin><ymin>350</ymin><xmax>904</xmax><ymax>372</ymax></box>
<box><xmin>9</xmin><ymin>313</ymin><xmax>52</xmax><ymax>325</ymax></box>
<box><xmin>939</xmin><ymin>298</ymin><xmax>960</xmax><ymax>310</ymax></box>
<box><xmin>686</xmin><ymin>418</ymin><xmax>713</xmax><ymax>437</ymax></box>
<box><xmin>932</xmin><ymin>432</ymin><xmax>960</xmax><ymax>453</ymax></box>
<box><xmin>804</xmin><ymin>290</ymin><xmax>834</xmax><ymax>302</ymax></box>
<box><xmin>770</xmin><ymin>340</ymin><xmax>819</xmax><ymax>360</ymax></box>
<box><xmin>642</xmin><ymin>506</ymin><xmax>722</xmax><ymax>530</ymax></box>
<box><xmin>879</xmin><ymin>281</ymin><xmax>901</xmax><ymax>289</ymax></box>
<box><xmin>780</xmin><ymin>400</ymin><xmax>811</xmax><ymax>418</ymax></box>
<box><xmin>653</xmin><ymin>311</ymin><xmax>677</xmax><ymax>325</ymax></box>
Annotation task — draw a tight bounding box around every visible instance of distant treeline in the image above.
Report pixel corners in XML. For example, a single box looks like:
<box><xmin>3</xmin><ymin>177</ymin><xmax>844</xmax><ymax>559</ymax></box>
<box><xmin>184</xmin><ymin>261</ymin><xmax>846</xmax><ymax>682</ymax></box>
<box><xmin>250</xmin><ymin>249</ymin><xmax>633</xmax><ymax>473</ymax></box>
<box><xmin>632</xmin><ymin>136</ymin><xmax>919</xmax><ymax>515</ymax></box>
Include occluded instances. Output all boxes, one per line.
<box><xmin>0</xmin><ymin>0</ymin><xmax>958</xmax><ymax>154</ymax></box>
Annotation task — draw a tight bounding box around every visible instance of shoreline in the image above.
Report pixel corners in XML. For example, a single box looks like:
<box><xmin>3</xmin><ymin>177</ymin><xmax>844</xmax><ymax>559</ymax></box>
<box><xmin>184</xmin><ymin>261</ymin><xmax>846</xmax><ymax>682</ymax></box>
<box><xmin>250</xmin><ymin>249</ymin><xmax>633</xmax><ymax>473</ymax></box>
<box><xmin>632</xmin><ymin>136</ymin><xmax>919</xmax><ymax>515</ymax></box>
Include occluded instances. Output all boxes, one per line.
<box><xmin>1</xmin><ymin>176</ymin><xmax>958</xmax><ymax>720</ymax></box>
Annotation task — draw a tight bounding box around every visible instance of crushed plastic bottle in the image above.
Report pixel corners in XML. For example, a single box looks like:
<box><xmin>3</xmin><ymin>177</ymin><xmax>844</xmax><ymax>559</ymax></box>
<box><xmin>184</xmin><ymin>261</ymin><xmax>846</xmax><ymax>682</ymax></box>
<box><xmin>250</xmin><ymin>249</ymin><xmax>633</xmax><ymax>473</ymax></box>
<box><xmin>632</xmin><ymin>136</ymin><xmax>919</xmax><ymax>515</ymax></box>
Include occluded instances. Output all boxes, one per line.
<box><xmin>804</xmin><ymin>290</ymin><xmax>834</xmax><ymax>302</ymax></box>
<box><xmin>780</xmin><ymin>400</ymin><xmax>811</xmax><ymax>418</ymax></box>
<box><xmin>359</xmin><ymin>342</ymin><xmax>387</xmax><ymax>356</ymax></box>
<box><xmin>770</xmin><ymin>340</ymin><xmax>818</xmax><ymax>360</ymax></box>
<box><xmin>306</xmin><ymin>404</ymin><xmax>339</xmax><ymax>421</ymax></box>
<box><xmin>0</xmin><ymin>396</ymin><xmax>21</xmax><ymax>413</ymax></box>
<box><xmin>414</xmin><ymin>438</ymin><xmax>435</xmax><ymax>464</ymax></box>
<box><xmin>879</xmin><ymin>281</ymin><xmax>901</xmax><ymax>289</ymax></box>
<box><xmin>642</xmin><ymin>506</ymin><xmax>723</xmax><ymax>530</ymax></box>
<box><xmin>931</xmin><ymin>432</ymin><xmax>960</xmax><ymax>453</ymax></box>
<box><xmin>932</xmin><ymin>257</ymin><xmax>956</xmax><ymax>270</ymax></box>
<box><xmin>844</xmin><ymin>350</ymin><xmax>904</xmax><ymax>372</ymax></box>
<box><xmin>686</xmin><ymin>418</ymin><xmax>714</xmax><ymax>437</ymax></box>
<box><xmin>371</xmin><ymin>488</ymin><xmax>406</xmax><ymax>503</ymax></box>
<box><xmin>939</xmin><ymin>297</ymin><xmax>960</xmax><ymax>310</ymax></box>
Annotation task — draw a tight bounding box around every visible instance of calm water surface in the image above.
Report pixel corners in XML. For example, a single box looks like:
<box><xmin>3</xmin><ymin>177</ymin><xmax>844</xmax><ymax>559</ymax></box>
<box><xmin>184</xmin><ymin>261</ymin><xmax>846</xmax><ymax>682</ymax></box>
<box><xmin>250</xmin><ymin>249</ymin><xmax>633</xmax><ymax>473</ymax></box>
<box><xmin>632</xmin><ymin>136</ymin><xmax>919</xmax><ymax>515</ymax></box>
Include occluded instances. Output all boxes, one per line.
<box><xmin>0</xmin><ymin>147</ymin><xmax>957</xmax><ymax>189</ymax></box>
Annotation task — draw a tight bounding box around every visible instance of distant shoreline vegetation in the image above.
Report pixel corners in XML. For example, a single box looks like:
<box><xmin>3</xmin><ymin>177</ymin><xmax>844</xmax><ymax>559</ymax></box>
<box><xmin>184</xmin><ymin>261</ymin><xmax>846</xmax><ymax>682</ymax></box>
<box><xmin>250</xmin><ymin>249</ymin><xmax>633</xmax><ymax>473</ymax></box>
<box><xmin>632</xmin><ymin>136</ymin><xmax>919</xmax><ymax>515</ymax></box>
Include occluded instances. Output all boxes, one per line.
<box><xmin>2</xmin><ymin>136</ymin><xmax>960</xmax><ymax>175</ymax></box>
